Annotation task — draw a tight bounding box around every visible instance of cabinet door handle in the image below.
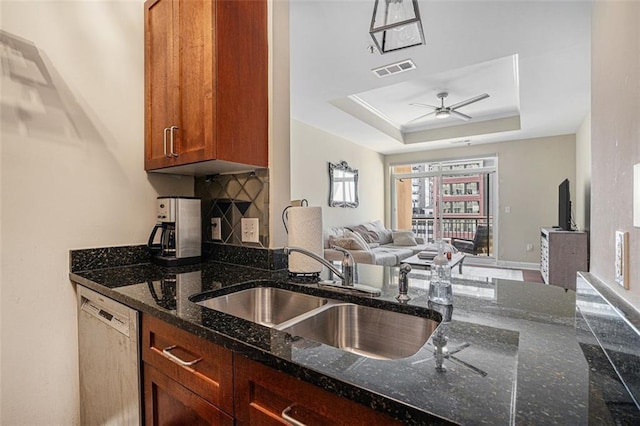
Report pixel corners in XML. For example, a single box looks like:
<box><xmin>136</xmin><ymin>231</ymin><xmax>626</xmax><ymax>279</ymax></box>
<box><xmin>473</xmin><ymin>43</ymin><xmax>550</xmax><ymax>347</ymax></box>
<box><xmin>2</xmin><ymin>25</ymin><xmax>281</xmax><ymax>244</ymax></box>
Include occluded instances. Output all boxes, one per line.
<box><xmin>161</xmin><ymin>345</ymin><xmax>202</xmax><ymax>366</ymax></box>
<box><xmin>169</xmin><ymin>125</ymin><xmax>179</xmax><ymax>157</ymax></box>
<box><xmin>281</xmin><ymin>405</ymin><xmax>306</xmax><ymax>426</ymax></box>
<box><xmin>163</xmin><ymin>127</ymin><xmax>170</xmax><ymax>157</ymax></box>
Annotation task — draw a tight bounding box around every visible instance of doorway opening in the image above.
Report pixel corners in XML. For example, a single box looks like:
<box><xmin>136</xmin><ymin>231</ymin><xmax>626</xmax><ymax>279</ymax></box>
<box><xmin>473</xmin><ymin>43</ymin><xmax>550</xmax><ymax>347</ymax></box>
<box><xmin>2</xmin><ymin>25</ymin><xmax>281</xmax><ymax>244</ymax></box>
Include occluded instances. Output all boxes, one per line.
<box><xmin>391</xmin><ymin>157</ymin><xmax>497</xmax><ymax>259</ymax></box>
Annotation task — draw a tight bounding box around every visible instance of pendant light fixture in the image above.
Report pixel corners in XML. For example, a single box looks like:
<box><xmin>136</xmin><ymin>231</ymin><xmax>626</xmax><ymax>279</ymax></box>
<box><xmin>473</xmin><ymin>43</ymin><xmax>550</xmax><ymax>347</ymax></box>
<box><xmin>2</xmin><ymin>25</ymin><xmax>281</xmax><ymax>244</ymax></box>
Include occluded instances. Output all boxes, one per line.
<box><xmin>369</xmin><ymin>0</ymin><xmax>425</xmax><ymax>54</ymax></box>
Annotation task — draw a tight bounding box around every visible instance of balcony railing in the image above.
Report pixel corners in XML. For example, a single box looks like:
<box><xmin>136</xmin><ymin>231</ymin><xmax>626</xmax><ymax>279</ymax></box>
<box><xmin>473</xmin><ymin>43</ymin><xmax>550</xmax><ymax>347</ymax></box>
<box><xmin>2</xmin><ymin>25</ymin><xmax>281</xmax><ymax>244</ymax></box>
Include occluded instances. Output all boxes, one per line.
<box><xmin>411</xmin><ymin>216</ymin><xmax>493</xmax><ymax>255</ymax></box>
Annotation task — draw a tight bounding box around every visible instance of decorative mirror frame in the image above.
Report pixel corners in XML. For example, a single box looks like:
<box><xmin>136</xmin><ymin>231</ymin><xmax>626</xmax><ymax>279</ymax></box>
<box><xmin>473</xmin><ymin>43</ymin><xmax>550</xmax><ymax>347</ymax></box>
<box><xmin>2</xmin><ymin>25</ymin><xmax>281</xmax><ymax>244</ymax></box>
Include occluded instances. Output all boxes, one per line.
<box><xmin>328</xmin><ymin>161</ymin><xmax>359</xmax><ymax>208</ymax></box>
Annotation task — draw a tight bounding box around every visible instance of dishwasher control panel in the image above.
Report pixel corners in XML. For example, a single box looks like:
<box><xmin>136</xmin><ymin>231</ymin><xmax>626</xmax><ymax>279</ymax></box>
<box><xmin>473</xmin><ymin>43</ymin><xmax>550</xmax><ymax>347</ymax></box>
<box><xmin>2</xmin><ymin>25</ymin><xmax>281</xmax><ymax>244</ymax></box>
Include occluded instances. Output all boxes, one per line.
<box><xmin>81</xmin><ymin>297</ymin><xmax>130</xmax><ymax>337</ymax></box>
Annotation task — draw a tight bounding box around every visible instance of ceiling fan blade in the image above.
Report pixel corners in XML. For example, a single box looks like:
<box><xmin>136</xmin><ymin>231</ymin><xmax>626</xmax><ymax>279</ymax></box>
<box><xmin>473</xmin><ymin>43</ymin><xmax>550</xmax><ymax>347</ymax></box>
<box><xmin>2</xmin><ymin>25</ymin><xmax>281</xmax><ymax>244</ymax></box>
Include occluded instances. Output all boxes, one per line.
<box><xmin>450</xmin><ymin>110</ymin><xmax>472</xmax><ymax>121</ymax></box>
<box><xmin>410</xmin><ymin>103</ymin><xmax>439</xmax><ymax>110</ymax></box>
<box><xmin>449</xmin><ymin>93</ymin><xmax>490</xmax><ymax>110</ymax></box>
<box><xmin>407</xmin><ymin>110</ymin><xmax>438</xmax><ymax>123</ymax></box>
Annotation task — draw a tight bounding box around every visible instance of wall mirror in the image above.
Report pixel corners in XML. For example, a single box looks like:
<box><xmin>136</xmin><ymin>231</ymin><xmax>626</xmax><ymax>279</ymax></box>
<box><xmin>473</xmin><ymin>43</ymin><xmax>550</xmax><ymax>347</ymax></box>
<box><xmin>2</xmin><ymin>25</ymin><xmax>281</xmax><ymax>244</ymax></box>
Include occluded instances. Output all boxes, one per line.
<box><xmin>329</xmin><ymin>161</ymin><xmax>359</xmax><ymax>208</ymax></box>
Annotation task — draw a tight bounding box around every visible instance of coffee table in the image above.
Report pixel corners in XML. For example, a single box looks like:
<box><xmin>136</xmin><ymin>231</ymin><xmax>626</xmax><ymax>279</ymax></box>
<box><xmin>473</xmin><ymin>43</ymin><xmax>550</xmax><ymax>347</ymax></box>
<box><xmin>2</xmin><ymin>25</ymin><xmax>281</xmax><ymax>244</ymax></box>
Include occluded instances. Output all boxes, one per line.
<box><xmin>402</xmin><ymin>252</ymin><xmax>466</xmax><ymax>274</ymax></box>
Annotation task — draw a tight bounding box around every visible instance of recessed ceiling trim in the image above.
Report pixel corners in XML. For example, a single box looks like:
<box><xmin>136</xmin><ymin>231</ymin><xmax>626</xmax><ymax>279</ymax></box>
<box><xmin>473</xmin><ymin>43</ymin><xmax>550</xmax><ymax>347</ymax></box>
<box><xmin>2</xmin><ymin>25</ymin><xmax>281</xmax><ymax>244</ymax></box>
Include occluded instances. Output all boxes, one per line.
<box><xmin>403</xmin><ymin>115</ymin><xmax>521</xmax><ymax>145</ymax></box>
<box><xmin>331</xmin><ymin>96</ymin><xmax>404</xmax><ymax>142</ymax></box>
<box><xmin>371</xmin><ymin>59</ymin><xmax>416</xmax><ymax>78</ymax></box>
<box><xmin>348</xmin><ymin>94</ymin><xmax>401</xmax><ymax>129</ymax></box>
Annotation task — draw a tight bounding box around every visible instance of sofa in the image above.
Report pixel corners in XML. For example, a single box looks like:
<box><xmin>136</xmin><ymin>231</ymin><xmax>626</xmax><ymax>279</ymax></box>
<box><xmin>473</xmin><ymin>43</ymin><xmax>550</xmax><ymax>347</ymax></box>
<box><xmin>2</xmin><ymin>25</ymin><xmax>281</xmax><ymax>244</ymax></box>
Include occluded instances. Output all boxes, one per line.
<box><xmin>323</xmin><ymin>220</ymin><xmax>455</xmax><ymax>266</ymax></box>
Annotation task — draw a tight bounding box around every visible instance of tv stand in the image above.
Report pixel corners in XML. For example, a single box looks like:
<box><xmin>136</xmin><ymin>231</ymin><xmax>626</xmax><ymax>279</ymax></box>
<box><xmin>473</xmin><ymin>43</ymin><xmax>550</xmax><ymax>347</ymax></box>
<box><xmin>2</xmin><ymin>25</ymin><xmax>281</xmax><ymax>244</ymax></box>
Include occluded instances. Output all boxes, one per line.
<box><xmin>540</xmin><ymin>227</ymin><xmax>587</xmax><ymax>290</ymax></box>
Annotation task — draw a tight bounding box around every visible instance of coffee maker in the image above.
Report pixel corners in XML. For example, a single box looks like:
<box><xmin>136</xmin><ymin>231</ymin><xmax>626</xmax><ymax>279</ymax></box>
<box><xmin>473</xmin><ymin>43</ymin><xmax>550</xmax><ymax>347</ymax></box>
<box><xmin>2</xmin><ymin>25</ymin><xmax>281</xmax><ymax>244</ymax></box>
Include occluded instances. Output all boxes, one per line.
<box><xmin>148</xmin><ymin>197</ymin><xmax>201</xmax><ymax>266</ymax></box>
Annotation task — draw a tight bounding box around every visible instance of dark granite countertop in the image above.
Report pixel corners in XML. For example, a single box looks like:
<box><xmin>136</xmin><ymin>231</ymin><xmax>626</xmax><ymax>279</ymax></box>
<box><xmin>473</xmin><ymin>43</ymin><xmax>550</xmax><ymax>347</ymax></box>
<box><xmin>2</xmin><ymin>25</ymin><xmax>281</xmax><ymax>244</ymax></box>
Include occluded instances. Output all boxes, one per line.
<box><xmin>70</xmin><ymin>257</ymin><xmax>638</xmax><ymax>425</ymax></box>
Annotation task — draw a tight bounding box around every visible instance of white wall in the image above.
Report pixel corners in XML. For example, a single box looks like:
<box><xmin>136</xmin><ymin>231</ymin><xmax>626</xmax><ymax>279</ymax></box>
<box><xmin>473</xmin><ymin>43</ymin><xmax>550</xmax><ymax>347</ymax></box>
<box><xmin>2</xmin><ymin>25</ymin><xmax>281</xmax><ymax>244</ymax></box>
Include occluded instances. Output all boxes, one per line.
<box><xmin>590</xmin><ymin>0</ymin><xmax>640</xmax><ymax>309</ymax></box>
<box><xmin>290</xmin><ymin>120</ymin><xmax>385</xmax><ymax>230</ymax></box>
<box><xmin>0</xmin><ymin>1</ymin><xmax>192</xmax><ymax>424</ymax></box>
<box><xmin>385</xmin><ymin>135</ymin><xmax>576</xmax><ymax>265</ymax></box>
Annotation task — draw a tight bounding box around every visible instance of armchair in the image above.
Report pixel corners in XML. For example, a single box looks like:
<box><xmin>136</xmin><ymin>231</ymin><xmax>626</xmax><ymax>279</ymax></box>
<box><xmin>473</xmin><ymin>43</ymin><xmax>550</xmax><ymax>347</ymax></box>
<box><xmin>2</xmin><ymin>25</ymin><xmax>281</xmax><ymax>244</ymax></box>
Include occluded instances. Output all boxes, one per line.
<box><xmin>452</xmin><ymin>225</ymin><xmax>490</xmax><ymax>255</ymax></box>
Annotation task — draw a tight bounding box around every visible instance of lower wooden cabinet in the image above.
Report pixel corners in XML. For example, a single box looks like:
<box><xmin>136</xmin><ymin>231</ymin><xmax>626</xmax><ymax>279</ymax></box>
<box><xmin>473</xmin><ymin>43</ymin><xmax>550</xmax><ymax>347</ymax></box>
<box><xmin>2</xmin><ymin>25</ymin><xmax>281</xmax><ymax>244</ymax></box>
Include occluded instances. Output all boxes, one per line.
<box><xmin>234</xmin><ymin>355</ymin><xmax>402</xmax><ymax>425</ymax></box>
<box><xmin>141</xmin><ymin>314</ymin><xmax>402</xmax><ymax>425</ymax></box>
<box><xmin>141</xmin><ymin>315</ymin><xmax>234</xmax><ymax>424</ymax></box>
<box><xmin>144</xmin><ymin>363</ymin><xmax>233</xmax><ymax>426</ymax></box>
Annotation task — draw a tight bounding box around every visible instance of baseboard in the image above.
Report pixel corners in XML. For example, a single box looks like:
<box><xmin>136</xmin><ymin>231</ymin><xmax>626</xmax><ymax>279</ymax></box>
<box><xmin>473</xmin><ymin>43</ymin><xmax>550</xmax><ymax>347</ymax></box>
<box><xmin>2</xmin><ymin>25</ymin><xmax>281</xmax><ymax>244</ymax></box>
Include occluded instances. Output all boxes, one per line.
<box><xmin>496</xmin><ymin>260</ymin><xmax>539</xmax><ymax>270</ymax></box>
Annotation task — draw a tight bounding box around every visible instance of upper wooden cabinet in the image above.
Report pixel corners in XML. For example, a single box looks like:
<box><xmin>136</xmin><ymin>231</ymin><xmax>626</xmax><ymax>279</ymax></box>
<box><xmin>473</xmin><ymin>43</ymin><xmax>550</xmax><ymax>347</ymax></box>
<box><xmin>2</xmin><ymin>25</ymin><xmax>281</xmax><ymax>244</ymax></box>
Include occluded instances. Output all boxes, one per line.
<box><xmin>144</xmin><ymin>0</ymin><xmax>268</xmax><ymax>173</ymax></box>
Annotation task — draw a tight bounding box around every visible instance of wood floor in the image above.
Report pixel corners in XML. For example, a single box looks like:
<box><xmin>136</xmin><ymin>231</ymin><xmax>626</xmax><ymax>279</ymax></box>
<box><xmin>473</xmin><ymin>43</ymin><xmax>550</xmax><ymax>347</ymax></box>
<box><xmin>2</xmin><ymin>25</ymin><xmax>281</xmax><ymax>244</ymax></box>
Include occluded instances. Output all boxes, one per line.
<box><xmin>521</xmin><ymin>269</ymin><xmax>544</xmax><ymax>283</ymax></box>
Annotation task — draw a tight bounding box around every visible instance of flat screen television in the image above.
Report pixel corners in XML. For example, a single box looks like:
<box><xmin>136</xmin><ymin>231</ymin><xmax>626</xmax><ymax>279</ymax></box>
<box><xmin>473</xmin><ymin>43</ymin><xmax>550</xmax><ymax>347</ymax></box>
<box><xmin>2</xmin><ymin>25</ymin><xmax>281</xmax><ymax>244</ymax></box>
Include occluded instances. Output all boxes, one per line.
<box><xmin>558</xmin><ymin>178</ymin><xmax>572</xmax><ymax>231</ymax></box>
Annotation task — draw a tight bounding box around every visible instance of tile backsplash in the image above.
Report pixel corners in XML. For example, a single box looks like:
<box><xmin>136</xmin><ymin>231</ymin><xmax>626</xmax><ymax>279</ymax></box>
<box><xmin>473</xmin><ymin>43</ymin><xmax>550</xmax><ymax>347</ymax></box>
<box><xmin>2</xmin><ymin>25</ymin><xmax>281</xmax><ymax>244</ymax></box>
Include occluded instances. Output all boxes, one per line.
<box><xmin>195</xmin><ymin>169</ymin><xmax>269</xmax><ymax>247</ymax></box>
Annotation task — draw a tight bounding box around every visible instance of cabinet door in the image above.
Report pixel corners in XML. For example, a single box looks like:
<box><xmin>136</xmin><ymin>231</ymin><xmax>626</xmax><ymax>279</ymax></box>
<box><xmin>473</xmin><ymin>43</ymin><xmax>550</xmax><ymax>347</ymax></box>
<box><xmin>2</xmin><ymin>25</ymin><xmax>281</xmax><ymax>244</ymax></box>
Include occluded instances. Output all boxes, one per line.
<box><xmin>172</xmin><ymin>0</ymin><xmax>216</xmax><ymax>166</ymax></box>
<box><xmin>216</xmin><ymin>0</ymin><xmax>268</xmax><ymax>167</ymax></box>
<box><xmin>144</xmin><ymin>0</ymin><xmax>176</xmax><ymax>170</ymax></box>
<box><xmin>142</xmin><ymin>315</ymin><xmax>234</xmax><ymax>415</ymax></box>
<box><xmin>144</xmin><ymin>363</ymin><xmax>233</xmax><ymax>426</ymax></box>
<box><xmin>234</xmin><ymin>355</ymin><xmax>402</xmax><ymax>425</ymax></box>
<box><xmin>145</xmin><ymin>0</ymin><xmax>215</xmax><ymax>170</ymax></box>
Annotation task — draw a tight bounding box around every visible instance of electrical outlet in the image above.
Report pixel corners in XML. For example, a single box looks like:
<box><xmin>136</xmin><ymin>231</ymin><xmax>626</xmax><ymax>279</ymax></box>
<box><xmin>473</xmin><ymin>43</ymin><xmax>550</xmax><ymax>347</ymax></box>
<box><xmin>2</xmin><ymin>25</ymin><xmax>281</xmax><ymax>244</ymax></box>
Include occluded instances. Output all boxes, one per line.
<box><xmin>505</xmin><ymin>206</ymin><xmax>511</xmax><ymax>213</ymax></box>
<box><xmin>526</xmin><ymin>243</ymin><xmax>534</xmax><ymax>252</ymax></box>
<box><xmin>241</xmin><ymin>218</ymin><xmax>260</xmax><ymax>243</ymax></box>
<box><xmin>211</xmin><ymin>217</ymin><xmax>221</xmax><ymax>241</ymax></box>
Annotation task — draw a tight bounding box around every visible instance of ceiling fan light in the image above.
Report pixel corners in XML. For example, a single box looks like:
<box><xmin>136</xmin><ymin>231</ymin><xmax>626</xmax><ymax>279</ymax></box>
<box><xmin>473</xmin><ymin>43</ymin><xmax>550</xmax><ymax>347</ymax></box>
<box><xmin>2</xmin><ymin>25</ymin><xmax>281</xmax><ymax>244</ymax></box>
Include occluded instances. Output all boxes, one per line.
<box><xmin>435</xmin><ymin>110</ymin><xmax>450</xmax><ymax>119</ymax></box>
<box><xmin>369</xmin><ymin>0</ymin><xmax>425</xmax><ymax>54</ymax></box>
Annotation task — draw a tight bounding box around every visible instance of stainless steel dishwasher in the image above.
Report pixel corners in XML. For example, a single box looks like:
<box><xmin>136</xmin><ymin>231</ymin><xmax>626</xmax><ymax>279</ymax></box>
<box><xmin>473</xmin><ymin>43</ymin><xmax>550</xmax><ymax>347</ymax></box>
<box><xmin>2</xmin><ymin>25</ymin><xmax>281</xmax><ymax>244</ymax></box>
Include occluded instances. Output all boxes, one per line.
<box><xmin>77</xmin><ymin>285</ymin><xmax>141</xmax><ymax>425</ymax></box>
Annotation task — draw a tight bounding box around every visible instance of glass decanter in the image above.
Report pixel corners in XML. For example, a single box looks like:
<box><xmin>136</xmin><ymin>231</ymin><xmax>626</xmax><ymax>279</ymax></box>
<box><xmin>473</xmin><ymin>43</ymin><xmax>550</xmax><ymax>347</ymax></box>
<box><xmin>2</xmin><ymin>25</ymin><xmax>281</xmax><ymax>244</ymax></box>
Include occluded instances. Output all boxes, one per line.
<box><xmin>428</xmin><ymin>240</ymin><xmax>453</xmax><ymax>305</ymax></box>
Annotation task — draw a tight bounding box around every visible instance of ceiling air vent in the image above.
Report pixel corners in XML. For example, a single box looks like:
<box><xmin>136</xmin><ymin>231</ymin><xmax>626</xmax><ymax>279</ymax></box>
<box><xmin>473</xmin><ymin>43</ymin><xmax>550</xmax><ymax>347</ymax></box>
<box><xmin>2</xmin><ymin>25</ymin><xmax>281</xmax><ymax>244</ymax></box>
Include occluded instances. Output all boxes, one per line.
<box><xmin>372</xmin><ymin>59</ymin><xmax>416</xmax><ymax>78</ymax></box>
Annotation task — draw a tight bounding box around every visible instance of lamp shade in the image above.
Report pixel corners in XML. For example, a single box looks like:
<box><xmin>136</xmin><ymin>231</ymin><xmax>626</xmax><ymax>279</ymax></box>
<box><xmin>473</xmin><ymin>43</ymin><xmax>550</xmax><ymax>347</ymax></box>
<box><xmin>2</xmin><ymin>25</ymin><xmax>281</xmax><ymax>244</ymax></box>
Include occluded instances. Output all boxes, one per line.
<box><xmin>369</xmin><ymin>0</ymin><xmax>425</xmax><ymax>54</ymax></box>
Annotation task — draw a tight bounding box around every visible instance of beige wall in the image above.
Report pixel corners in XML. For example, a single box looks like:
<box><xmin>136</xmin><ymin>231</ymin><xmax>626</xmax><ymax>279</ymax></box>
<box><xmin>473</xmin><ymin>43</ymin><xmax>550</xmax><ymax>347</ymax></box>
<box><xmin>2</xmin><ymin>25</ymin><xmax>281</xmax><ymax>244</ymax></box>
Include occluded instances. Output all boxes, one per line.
<box><xmin>385</xmin><ymin>135</ymin><xmax>576</xmax><ymax>265</ymax></box>
<box><xmin>290</xmin><ymin>120</ymin><xmax>385</xmax><ymax>231</ymax></box>
<box><xmin>268</xmin><ymin>0</ymin><xmax>291</xmax><ymax>248</ymax></box>
<box><xmin>590</xmin><ymin>0</ymin><xmax>640</xmax><ymax>309</ymax></box>
<box><xmin>575</xmin><ymin>113</ymin><xmax>591</xmax><ymax>232</ymax></box>
<box><xmin>0</xmin><ymin>1</ymin><xmax>193</xmax><ymax>424</ymax></box>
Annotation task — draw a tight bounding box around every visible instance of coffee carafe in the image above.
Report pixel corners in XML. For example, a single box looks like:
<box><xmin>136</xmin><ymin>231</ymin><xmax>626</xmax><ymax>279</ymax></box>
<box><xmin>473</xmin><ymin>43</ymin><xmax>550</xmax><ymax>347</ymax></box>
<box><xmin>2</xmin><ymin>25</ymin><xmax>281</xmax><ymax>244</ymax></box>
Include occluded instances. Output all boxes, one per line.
<box><xmin>148</xmin><ymin>197</ymin><xmax>201</xmax><ymax>266</ymax></box>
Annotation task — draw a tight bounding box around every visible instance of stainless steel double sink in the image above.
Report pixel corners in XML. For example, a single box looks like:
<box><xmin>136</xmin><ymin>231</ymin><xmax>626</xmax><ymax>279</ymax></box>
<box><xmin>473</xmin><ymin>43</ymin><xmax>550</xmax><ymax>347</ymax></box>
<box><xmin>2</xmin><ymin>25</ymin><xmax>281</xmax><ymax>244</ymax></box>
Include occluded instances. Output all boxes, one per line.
<box><xmin>194</xmin><ymin>287</ymin><xmax>439</xmax><ymax>360</ymax></box>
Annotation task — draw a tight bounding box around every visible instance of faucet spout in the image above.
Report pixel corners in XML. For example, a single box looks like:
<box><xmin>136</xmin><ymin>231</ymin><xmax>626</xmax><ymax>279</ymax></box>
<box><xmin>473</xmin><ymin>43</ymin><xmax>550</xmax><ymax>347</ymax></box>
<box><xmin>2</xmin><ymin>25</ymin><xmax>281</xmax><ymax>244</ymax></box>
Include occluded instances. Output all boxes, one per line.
<box><xmin>284</xmin><ymin>246</ymin><xmax>353</xmax><ymax>287</ymax></box>
<box><xmin>283</xmin><ymin>246</ymin><xmax>349</xmax><ymax>285</ymax></box>
<box><xmin>283</xmin><ymin>246</ymin><xmax>380</xmax><ymax>296</ymax></box>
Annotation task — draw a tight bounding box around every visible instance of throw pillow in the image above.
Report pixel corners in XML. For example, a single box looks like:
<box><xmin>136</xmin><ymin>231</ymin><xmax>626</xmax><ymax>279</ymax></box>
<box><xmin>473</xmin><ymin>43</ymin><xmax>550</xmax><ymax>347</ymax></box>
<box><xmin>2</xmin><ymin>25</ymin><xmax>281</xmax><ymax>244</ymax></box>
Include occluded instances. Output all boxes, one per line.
<box><xmin>348</xmin><ymin>224</ymin><xmax>379</xmax><ymax>244</ymax></box>
<box><xmin>392</xmin><ymin>230</ymin><xmax>418</xmax><ymax>246</ymax></box>
<box><xmin>365</xmin><ymin>220</ymin><xmax>393</xmax><ymax>245</ymax></box>
<box><xmin>328</xmin><ymin>230</ymin><xmax>370</xmax><ymax>251</ymax></box>
<box><xmin>344</xmin><ymin>229</ymin><xmax>371</xmax><ymax>251</ymax></box>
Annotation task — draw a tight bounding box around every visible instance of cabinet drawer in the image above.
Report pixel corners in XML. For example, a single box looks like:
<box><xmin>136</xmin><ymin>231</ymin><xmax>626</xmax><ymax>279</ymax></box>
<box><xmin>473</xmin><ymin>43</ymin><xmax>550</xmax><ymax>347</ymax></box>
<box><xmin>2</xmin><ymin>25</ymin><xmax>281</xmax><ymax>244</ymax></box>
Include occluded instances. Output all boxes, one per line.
<box><xmin>144</xmin><ymin>363</ymin><xmax>233</xmax><ymax>426</ymax></box>
<box><xmin>234</xmin><ymin>355</ymin><xmax>402</xmax><ymax>425</ymax></box>
<box><xmin>142</xmin><ymin>315</ymin><xmax>233</xmax><ymax>415</ymax></box>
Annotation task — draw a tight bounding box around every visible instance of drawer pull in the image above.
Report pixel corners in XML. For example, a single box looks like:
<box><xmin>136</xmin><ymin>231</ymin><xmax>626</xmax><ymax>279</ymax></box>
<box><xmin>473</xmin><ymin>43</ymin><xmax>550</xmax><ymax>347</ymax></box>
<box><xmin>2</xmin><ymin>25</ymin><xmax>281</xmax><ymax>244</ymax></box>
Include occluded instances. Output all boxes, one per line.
<box><xmin>161</xmin><ymin>345</ymin><xmax>202</xmax><ymax>366</ymax></box>
<box><xmin>282</xmin><ymin>405</ymin><xmax>306</xmax><ymax>426</ymax></box>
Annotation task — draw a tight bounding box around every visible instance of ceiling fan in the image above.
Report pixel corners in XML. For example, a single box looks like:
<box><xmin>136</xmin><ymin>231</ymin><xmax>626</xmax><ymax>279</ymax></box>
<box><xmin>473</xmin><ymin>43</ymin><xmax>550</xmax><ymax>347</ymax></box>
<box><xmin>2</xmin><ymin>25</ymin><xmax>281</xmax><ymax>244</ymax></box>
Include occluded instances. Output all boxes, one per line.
<box><xmin>409</xmin><ymin>92</ymin><xmax>490</xmax><ymax>122</ymax></box>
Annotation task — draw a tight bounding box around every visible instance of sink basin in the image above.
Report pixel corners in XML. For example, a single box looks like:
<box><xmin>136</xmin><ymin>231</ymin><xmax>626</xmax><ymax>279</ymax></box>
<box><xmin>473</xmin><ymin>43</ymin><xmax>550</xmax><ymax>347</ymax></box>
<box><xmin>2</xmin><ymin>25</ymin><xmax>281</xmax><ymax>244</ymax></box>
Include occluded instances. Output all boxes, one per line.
<box><xmin>280</xmin><ymin>303</ymin><xmax>439</xmax><ymax>360</ymax></box>
<box><xmin>194</xmin><ymin>285</ymin><xmax>439</xmax><ymax>360</ymax></box>
<box><xmin>194</xmin><ymin>287</ymin><xmax>328</xmax><ymax>327</ymax></box>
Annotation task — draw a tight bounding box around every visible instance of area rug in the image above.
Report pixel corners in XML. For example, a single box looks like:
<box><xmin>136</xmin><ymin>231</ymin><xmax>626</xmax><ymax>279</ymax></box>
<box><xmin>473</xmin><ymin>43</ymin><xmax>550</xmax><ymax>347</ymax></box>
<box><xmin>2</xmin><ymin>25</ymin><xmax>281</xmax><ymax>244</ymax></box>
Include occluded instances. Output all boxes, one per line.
<box><xmin>453</xmin><ymin>266</ymin><xmax>524</xmax><ymax>281</ymax></box>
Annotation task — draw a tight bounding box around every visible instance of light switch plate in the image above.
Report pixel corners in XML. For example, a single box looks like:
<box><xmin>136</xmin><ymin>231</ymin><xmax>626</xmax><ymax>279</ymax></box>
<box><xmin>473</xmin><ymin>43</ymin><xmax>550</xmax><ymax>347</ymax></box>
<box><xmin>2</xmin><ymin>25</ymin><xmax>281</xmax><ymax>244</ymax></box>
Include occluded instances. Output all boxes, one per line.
<box><xmin>615</xmin><ymin>231</ymin><xmax>629</xmax><ymax>289</ymax></box>
<box><xmin>211</xmin><ymin>217</ymin><xmax>221</xmax><ymax>241</ymax></box>
<box><xmin>241</xmin><ymin>218</ymin><xmax>260</xmax><ymax>243</ymax></box>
